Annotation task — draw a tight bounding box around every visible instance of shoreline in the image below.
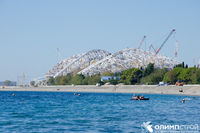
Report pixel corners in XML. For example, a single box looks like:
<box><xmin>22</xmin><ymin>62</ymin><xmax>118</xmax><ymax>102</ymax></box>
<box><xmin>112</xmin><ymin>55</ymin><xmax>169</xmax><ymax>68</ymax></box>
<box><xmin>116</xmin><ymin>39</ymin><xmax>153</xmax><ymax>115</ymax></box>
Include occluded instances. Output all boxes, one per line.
<box><xmin>1</xmin><ymin>85</ymin><xmax>200</xmax><ymax>96</ymax></box>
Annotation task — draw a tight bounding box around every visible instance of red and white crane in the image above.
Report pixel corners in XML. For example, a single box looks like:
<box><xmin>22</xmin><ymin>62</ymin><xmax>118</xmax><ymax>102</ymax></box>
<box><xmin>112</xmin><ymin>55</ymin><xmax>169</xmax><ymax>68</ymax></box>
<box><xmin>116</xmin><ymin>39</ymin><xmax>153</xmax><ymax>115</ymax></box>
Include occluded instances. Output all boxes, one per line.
<box><xmin>138</xmin><ymin>35</ymin><xmax>146</xmax><ymax>49</ymax></box>
<box><xmin>149</xmin><ymin>44</ymin><xmax>156</xmax><ymax>53</ymax></box>
<box><xmin>155</xmin><ymin>29</ymin><xmax>175</xmax><ymax>55</ymax></box>
<box><xmin>175</xmin><ymin>40</ymin><xmax>178</xmax><ymax>60</ymax></box>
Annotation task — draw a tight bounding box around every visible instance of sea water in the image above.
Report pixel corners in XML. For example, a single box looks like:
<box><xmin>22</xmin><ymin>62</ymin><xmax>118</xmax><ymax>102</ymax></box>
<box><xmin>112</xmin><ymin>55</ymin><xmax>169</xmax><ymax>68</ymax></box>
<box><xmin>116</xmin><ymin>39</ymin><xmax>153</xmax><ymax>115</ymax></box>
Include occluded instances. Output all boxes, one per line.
<box><xmin>0</xmin><ymin>91</ymin><xmax>199</xmax><ymax>133</ymax></box>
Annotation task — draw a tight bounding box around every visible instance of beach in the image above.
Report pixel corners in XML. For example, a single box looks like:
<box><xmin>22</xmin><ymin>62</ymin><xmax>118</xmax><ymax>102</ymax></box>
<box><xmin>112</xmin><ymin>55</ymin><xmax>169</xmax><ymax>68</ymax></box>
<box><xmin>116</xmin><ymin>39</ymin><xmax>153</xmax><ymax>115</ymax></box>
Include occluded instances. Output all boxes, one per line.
<box><xmin>1</xmin><ymin>85</ymin><xmax>200</xmax><ymax>96</ymax></box>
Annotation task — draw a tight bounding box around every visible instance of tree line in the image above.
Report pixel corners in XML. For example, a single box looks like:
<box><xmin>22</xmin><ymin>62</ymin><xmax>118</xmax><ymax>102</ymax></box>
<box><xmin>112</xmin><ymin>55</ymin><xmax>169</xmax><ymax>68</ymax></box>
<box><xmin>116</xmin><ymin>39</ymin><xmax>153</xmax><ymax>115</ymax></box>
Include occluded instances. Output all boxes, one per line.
<box><xmin>47</xmin><ymin>62</ymin><xmax>200</xmax><ymax>85</ymax></box>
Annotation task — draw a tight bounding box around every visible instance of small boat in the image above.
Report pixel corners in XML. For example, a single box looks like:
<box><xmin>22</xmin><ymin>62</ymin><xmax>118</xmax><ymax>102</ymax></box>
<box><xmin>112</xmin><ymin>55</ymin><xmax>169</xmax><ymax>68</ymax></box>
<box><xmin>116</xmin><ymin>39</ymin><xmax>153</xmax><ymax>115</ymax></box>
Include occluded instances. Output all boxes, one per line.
<box><xmin>131</xmin><ymin>96</ymin><xmax>149</xmax><ymax>100</ymax></box>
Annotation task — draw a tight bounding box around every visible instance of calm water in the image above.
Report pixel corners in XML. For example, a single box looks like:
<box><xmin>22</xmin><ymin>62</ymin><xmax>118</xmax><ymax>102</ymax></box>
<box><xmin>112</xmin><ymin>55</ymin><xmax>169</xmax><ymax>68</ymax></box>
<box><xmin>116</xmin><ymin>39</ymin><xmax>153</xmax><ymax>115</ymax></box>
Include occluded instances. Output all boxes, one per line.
<box><xmin>0</xmin><ymin>91</ymin><xmax>199</xmax><ymax>133</ymax></box>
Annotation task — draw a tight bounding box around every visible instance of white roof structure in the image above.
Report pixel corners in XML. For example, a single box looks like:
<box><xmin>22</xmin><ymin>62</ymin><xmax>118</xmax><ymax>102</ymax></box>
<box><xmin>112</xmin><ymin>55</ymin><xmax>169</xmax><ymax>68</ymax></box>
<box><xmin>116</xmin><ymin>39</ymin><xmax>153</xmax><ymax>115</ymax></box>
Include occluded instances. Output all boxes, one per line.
<box><xmin>46</xmin><ymin>49</ymin><xmax>111</xmax><ymax>78</ymax></box>
<box><xmin>46</xmin><ymin>48</ymin><xmax>178</xmax><ymax>77</ymax></box>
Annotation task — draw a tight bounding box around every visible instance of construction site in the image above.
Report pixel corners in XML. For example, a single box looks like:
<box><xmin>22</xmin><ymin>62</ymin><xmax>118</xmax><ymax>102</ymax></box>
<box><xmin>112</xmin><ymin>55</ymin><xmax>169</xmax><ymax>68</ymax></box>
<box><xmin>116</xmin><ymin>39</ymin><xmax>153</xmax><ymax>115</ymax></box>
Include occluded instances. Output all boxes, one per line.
<box><xmin>46</xmin><ymin>29</ymin><xmax>179</xmax><ymax>79</ymax></box>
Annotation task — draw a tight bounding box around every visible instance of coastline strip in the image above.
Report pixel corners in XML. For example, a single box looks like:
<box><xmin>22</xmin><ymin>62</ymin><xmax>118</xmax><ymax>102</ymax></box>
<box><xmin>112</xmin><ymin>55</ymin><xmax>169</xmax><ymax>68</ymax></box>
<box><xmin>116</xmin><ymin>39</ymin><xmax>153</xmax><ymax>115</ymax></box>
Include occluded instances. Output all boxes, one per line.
<box><xmin>1</xmin><ymin>85</ymin><xmax>200</xmax><ymax>96</ymax></box>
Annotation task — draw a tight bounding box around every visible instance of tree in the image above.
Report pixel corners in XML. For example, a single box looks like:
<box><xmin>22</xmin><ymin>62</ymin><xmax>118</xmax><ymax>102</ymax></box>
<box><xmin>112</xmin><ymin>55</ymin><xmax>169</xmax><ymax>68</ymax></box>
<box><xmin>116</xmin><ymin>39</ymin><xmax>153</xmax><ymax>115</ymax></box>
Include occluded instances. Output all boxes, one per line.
<box><xmin>45</xmin><ymin>61</ymin><xmax>200</xmax><ymax>85</ymax></box>
<box><xmin>82</xmin><ymin>76</ymin><xmax>90</xmax><ymax>85</ymax></box>
<box><xmin>144</xmin><ymin>63</ymin><xmax>154</xmax><ymax>77</ymax></box>
<box><xmin>189</xmin><ymin>68</ymin><xmax>200</xmax><ymax>84</ymax></box>
<box><xmin>185</xmin><ymin>67</ymin><xmax>196</xmax><ymax>84</ymax></box>
<box><xmin>141</xmin><ymin>69</ymin><xmax>168</xmax><ymax>84</ymax></box>
<box><xmin>195</xmin><ymin>69</ymin><xmax>200</xmax><ymax>83</ymax></box>
<box><xmin>177</xmin><ymin>69</ymin><xmax>190</xmax><ymax>83</ymax></box>
<box><xmin>47</xmin><ymin>77</ymin><xmax>55</xmax><ymax>85</ymax></box>
<box><xmin>173</xmin><ymin>67</ymin><xmax>184</xmax><ymax>76</ymax></box>
<box><xmin>59</xmin><ymin>74</ymin><xmax>72</xmax><ymax>85</ymax></box>
<box><xmin>163</xmin><ymin>71</ymin><xmax>177</xmax><ymax>84</ymax></box>
<box><xmin>30</xmin><ymin>81</ymin><xmax>36</xmax><ymax>86</ymax></box>
<box><xmin>60</xmin><ymin>76</ymin><xmax>68</xmax><ymax>85</ymax></box>
<box><xmin>120</xmin><ymin>68</ymin><xmax>143</xmax><ymax>84</ymax></box>
<box><xmin>71</xmin><ymin>74</ymin><xmax>85</xmax><ymax>85</ymax></box>
<box><xmin>175</xmin><ymin>62</ymin><xmax>185</xmax><ymax>68</ymax></box>
<box><xmin>88</xmin><ymin>74</ymin><xmax>101</xmax><ymax>85</ymax></box>
<box><xmin>109</xmin><ymin>77</ymin><xmax>119</xmax><ymax>85</ymax></box>
<box><xmin>54</xmin><ymin>76</ymin><xmax>62</xmax><ymax>85</ymax></box>
<box><xmin>182</xmin><ymin>62</ymin><xmax>185</xmax><ymax>68</ymax></box>
<box><xmin>101</xmin><ymin>71</ymin><xmax>114</xmax><ymax>76</ymax></box>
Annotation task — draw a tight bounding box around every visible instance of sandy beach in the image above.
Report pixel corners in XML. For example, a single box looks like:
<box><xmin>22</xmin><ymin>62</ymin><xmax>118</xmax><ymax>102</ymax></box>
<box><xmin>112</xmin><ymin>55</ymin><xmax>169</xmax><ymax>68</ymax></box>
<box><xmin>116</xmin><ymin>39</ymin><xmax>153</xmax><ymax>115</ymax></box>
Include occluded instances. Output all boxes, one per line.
<box><xmin>1</xmin><ymin>85</ymin><xmax>200</xmax><ymax>96</ymax></box>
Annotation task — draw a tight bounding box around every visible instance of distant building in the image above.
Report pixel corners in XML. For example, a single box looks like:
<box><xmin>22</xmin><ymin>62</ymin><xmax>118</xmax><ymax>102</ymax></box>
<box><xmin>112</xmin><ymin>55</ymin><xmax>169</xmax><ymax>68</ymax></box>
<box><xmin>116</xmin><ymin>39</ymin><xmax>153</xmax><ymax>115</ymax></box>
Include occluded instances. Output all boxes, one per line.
<box><xmin>101</xmin><ymin>76</ymin><xmax>120</xmax><ymax>81</ymax></box>
<box><xmin>0</xmin><ymin>81</ymin><xmax>17</xmax><ymax>86</ymax></box>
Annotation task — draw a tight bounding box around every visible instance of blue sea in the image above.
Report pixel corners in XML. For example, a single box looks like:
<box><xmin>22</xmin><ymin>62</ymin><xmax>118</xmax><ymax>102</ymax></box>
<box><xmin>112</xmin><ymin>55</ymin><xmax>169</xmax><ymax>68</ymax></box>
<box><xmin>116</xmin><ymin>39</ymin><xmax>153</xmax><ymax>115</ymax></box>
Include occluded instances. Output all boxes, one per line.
<box><xmin>0</xmin><ymin>91</ymin><xmax>199</xmax><ymax>133</ymax></box>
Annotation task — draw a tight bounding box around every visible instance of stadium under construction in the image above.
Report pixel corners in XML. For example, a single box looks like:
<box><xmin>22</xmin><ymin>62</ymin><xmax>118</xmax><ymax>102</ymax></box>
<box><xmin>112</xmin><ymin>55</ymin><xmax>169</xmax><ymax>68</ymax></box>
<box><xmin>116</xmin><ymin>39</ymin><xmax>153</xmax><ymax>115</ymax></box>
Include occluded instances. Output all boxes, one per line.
<box><xmin>46</xmin><ymin>29</ymin><xmax>179</xmax><ymax>79</ymax></box>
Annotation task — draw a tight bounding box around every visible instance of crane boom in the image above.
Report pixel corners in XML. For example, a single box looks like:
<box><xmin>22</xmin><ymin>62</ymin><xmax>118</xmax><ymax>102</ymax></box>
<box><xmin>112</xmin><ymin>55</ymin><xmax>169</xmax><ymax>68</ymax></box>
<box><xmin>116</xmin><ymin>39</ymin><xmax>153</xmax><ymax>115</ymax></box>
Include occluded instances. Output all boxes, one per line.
<box><xmin>155</xmin><ymin>29</ymin><xmax>175</xmax><ymax>55</ymax></box>
<box><xmin>149</xmin><ymin>44</ymin><xmax>156</xmax><ymax>53</ymax></box>
<box><xmin>175</xmin><ymin>40</ymin><xmax>178</xmax><ymax>58</ymax></box>
<box><xmin>138</xmin><ymin>35</ymin><xmax>146</xmax><ymax>49</ymax></box>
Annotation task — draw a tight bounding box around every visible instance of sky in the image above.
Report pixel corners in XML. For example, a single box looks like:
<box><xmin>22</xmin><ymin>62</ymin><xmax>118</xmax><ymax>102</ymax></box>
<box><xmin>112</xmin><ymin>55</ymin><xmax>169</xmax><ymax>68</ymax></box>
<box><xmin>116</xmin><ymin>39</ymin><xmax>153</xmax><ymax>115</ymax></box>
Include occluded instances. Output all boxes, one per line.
<box><xmin>0</xmin><ymin>0</ymin><xmax>200</xmax><ymax>82</ymax></box>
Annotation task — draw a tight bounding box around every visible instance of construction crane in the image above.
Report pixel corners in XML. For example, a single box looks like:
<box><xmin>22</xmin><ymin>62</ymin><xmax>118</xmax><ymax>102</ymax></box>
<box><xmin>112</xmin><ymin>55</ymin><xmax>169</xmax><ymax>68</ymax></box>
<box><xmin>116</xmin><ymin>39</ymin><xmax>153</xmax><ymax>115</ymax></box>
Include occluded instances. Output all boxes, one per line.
<box><xmin>138</xmin><ymin>35</ymin><xmax>146</xmax><ymax>49</ymax></box>
<box><xmin>57</xmin><ymin>48</ymin><xmax>63</xmax><ymax>61</ymax></box>
<box><xmin>155</xmin><ymin>29</ymin><xmax>175</xmax><ymax>55</ymax></box>
<box><xmin>149</xmin><ymin>44</ymin><xmax>156</xmax><ymax>53</ymax></box>
<box><xmin>174</xmin><ymin>40</ymin><xmax>178</xmax><ymax>61</ymax></box>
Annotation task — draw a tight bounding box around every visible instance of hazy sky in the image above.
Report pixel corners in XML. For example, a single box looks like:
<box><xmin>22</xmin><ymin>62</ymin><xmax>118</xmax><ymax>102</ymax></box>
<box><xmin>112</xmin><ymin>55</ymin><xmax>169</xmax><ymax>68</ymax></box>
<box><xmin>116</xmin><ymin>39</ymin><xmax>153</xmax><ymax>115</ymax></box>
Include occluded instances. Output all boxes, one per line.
<box><xmin>0</xmin><ymin>0</ymin><xmax>200</xmax><ymax>81</ymax></box>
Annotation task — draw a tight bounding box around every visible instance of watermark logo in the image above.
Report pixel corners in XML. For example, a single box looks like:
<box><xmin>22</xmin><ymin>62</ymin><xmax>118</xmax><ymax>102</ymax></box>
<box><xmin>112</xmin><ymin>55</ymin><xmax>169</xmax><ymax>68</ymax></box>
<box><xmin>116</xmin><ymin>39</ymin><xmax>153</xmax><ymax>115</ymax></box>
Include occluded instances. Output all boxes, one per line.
<box><xmin>141</xmin><ymin>121</ymin><xmax>199</xmax><ymax>133</ymax></box>
<box><xmin>141</xmin><ymin>121</ymin><xmax>153</xmax><ymax>133</ymax></box>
